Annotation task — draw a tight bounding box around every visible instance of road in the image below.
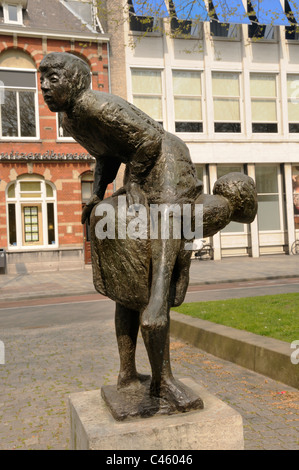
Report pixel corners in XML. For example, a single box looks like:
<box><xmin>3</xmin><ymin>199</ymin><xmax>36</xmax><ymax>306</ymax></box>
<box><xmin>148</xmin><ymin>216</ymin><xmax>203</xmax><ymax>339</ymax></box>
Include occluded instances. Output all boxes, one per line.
<box><xmin>0</xmin><ymin>277</ymin><xmax>298</xmax><ymax>329</ymax></box>
<box><xmin>0</xmin><ymin>278</ymin><xmax>298</xmax><ymax>450</ymax></box>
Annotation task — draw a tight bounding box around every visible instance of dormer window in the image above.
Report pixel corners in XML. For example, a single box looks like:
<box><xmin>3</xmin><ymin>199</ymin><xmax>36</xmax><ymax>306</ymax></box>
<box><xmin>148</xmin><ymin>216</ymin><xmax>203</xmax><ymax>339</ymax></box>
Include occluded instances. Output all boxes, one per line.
<box><xmin>2</xmin><ymin>0</ymin><xmax>27</xmax><ymax>25</ymax></box>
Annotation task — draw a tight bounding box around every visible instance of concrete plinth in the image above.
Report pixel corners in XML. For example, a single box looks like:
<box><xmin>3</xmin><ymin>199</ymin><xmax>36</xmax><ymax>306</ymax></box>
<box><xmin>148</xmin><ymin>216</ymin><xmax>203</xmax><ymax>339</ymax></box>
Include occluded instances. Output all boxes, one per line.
<box><xmin>69</xmin><ymin>378</ymin><xmax>244</xmax><ymax>450</ymax></box>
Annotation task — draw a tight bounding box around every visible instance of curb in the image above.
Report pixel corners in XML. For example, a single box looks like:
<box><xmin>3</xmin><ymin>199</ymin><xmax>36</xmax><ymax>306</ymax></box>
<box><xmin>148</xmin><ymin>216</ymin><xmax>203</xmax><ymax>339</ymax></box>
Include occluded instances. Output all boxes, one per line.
<box><xmin>170</xmin><ymin>311</ymin><xmax>299</xmax><ymax>390</ymax></box>
<box><xmin>188</xmin><ymin>274</ymin><xmax>299</xmax><ymax>286</ymax></box>
<box><xmin>1</xmin><ymin>274</ymin><xmax>298</xmax><ymax>302</ymax></box>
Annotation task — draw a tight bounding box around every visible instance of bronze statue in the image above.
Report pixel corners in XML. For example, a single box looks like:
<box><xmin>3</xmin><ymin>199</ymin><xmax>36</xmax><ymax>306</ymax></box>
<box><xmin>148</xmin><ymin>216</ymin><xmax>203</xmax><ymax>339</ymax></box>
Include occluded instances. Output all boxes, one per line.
<box><xmin>40</xmin><ymin>52</ymin><xmax>257</xmax><ymax>420</ymax></box>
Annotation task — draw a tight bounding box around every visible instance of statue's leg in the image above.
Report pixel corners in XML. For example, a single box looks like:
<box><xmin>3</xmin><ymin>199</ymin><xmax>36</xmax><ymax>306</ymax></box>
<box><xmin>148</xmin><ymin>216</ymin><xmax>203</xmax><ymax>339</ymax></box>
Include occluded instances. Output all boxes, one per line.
<box><xmin>115</xmin><ymin>302</ymin><xmax>149</xmax><ymax>389</ymax></box>
<box><xmin>171</xmin><ymin>247</ymin><xmax>192</xmax><ymax>307</ymax></box>
<box><xmin>141</xmin><ymin>316</ymin><xmax>203</xmax><ymax>411</ymax></box>
<box><xmin>141</xmin><ymin>236</ymin><xmax>181</xmax><ymax>330</ymax></box>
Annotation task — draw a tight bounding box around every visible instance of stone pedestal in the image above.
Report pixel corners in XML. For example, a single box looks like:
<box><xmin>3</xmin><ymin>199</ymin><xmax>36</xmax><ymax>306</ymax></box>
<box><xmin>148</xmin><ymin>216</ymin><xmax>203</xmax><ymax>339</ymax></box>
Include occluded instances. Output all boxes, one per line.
<box><xmin>69</xmin><ymin>377</ymin><xmax>244</xmax><ymax>450</ymax></box>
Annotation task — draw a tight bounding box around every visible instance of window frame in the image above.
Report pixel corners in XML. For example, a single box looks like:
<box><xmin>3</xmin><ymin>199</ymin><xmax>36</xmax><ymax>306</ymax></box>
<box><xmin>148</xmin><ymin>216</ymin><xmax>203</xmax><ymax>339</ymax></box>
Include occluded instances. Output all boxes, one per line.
<box><xmin>172</xmin><ymin>69</ymin><xmax>203</xmax><ymax>134</ymax></box>
<box><xmin>250</xmin><ymin>72</ymin><xmax>279</xmax><ymax>134</ymax></box>
<box><xmin>2</xmin><ymin>2</ymin><xmax>23</xmax><ymax>25</ymax></box>
<box><xmin>212</xmin><ymin>71</ymin><xmax>242</xmax><ymax>134</ymax></box>
<box><xmin>208</xmin><ymin>0</ymin><xmax>241</xmax><ymax>41</ymax></box>
<box><xmin>247</xmin><ymin>1</ymin><xmax>278</xmax><ymax>42</ymax></box>
<box><xmin>6</xmin><ymin>177</ymin><xmax>58</xmax><ymax>250</ymax></box>
<box><xmin>255</xmin><ymin>164</ymin><xmax>285</xmax><ymax>233</ymax></box>
<box><xmin>216</xmin><ymin>164</ymin><xmax>247</xmax><ymax>234</ymax></box>
<box><xmin>130</xmin><ymin>67</ymin><xmax>165</xmax><ymax>126</ymax></box>
<box><xmin>287</xmin><ymin>73</ymin><xmax>299</xmax><ymax>133</ymax></box>
<box><xmin>0</xmin><ymin>67</ymin><xmax>39</xmax><ymax>141</ymax></box>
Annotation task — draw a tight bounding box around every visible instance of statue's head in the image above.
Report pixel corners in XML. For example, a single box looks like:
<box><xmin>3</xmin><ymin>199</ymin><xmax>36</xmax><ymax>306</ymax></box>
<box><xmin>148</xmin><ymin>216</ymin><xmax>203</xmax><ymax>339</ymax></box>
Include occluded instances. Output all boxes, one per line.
<box><xmin>39</xmin><ymin>52</ymin><xmax>91</xmax><ymax>112</ymax></box>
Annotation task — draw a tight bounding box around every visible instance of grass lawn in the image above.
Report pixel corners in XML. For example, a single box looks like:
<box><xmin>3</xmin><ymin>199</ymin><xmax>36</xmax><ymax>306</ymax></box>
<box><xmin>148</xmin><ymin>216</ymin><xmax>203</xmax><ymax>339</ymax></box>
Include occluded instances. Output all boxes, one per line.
<box><xmin>172</xmin><ymin>293</ymin><xmax>299</xmax><ymax>343</ymax></box>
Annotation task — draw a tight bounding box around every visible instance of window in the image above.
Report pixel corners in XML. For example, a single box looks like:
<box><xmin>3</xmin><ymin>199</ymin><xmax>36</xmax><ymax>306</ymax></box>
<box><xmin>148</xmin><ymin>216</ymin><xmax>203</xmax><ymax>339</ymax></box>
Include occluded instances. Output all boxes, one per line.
<box><xmin>209</xmin><ymin>1</ymin><xmax>239</xmax><ymax>39</ymax></box>
<box><xmin>212</xmin><ymin>72</ymin><xmax>241</xmax><ymax>133</ymax></box>
<box><xmin>172</xmin><ymin>70</ymin><xmax>202</xmax><ymax>133</ymax></box>
<box><xmin>3</xmin><ymin>3</ymin><xmax>23</xmax><ymax>24</ymax></box>
<box><xmin>57</xmin><ymin>112</ymin><xmax>73</xmax><ymax>139</ymax></box>
<box><xmin>169</xmin><ymin>0</ymin><xmax>204</xmax><ymax>37</ymax></box>
<box><xmin>247</xmin><ymin>1</ymin><xmax>275</xmax><ymax>40</ymax></box>
<box><xmin>285</xmin><ymin>0</ymin><xmax>299</xmax><ymax>39</ymax></box>
<box><xmin>127</xmin><ymin>0</ymin><xmax>166</xmax><ymax>33</ymax></box>
<box><xmin>6</xmin><ymin>176</ymin><xmax>57</xmax><ymax>249</ymax></box>
<box><xmin>250</xmin><ymin>73</ymin><xmax>278</xmax><ymax>133</ymax></box>
<box><xmin>217</xmin><ymin>165</ymin><xmax>245</xmax><ymax>233</ymax></box>
<box><xmin>131</xmin><ymin>69</ymin><xmax>163</xmax><ymax>125</ymax></box>
<box><xmin>287</xmin><ymin>74</ymin><xmax>299</xmax><ymax>133</ymax></box>
<box><xmin>255</xmin><ymin>166</ymin><xmax>281</xmax><ymax>231</ymax></box>
<box><xmin>0</xmin><ymin>68</ymin><xmax>38</xmax><ymax>139</ymax></box>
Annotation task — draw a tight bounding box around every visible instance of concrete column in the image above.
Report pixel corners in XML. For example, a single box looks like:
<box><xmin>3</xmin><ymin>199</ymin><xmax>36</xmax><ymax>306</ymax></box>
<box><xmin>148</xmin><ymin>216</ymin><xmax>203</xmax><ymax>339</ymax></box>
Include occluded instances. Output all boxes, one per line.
<box><xmin>247</xmin><ymin>164</ymin><xmax>259</xmax><ymax>258</ymax></box>
<box><xmin>284</xmin><ymin>163</ymin><xmax>296</xmax><ymax>254</ymax></box>
<box><xmin>209</xmin><ymin>164</ymin><xmax>221</xmax><ymax>260</ymax></box>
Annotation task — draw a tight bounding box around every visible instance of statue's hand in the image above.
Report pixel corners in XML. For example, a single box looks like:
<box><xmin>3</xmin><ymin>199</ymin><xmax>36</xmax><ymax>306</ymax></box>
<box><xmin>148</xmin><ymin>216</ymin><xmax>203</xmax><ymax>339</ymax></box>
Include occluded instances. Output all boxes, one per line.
<box><xmin>81</xmin><ymin>194</ymin><xmax>102</xmax><ymax>224</ymax></box>
<box><xmin>126</xmin><ymin>182</ymin><xmax>146</xmax><ymax>209</ymax></box>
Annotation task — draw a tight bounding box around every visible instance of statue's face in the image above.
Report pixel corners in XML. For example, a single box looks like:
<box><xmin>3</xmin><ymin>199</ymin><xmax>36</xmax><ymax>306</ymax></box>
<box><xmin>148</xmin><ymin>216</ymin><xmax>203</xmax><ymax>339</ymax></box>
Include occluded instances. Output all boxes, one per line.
<box><xmin>40</xmin><ymin>66</ymin><xmax>71</xmax><ymax>112</ymax></box>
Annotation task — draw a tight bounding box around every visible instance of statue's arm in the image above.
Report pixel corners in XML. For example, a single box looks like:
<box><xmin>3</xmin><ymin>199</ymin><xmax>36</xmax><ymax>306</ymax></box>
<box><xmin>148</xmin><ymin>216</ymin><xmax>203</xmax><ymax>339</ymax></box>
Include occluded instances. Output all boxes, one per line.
<box><xmin>81</xmin><ymin>156</ymin><xmax>121</xmax><ymax>224</ymax></box>
<box><xmin>93</xmin><ymin>156</ymin><xmax>121</xmax><ymax>200</ymax></box>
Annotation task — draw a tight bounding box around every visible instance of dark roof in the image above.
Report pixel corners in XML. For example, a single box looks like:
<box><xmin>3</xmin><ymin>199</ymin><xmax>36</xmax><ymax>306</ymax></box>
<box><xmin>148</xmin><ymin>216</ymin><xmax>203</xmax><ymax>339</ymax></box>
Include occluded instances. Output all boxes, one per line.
<box><xmin>0</xmin><ymin>0</ymin><xmax>106</xmax><ymax>38</ymax></box>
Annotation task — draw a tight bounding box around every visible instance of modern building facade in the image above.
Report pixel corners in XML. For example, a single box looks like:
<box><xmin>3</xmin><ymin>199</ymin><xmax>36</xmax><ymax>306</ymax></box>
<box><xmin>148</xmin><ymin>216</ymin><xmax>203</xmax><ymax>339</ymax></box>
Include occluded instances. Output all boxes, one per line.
<box><xmin>110</xmin><ymin>0</ymin><xmax>299</xmax><ymax>259</ymax></box>
<box><xmin>0</xmin><ymin>0</ymin><xmax>111</xmax><ymax>273</ymax></box>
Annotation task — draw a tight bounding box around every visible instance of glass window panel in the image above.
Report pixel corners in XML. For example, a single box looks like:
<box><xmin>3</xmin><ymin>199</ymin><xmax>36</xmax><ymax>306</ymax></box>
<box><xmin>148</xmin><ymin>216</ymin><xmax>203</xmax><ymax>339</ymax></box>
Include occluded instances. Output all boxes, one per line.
<box><xmin>215</xmin><ymin>122</ymin><xmax>241</xmax><ymax>132</ymax></box>
<box><xmin>7</xmin><ymin>183</ymin><xmax>15</xmax><ymax>198</ymax></box>
<box><xmin>21</xmin><ymin>193</ymin><xmax>42</xmax><ymax>199</ymax></box>
<box><xmin>195</xmin><ymin>165</ymin><xmax>204</xmax><ymax>182</ymax></box>
<box><xmin>221</xmin><ymin>221</ymin><xmax>244</xmax><ymax>233</ymax></box>
<box><xmin>0</xmin><ymin>70</ymin><xmax>36</xmax><ymax>88</ymax></box>
<box><xmin>255</xmin><ymin>166</ymin><xmax>278</xmax><ymax>193</ymax></box>
<box><xmin>1</xmin><ymin>90</ymin><xmax>17</xmax><ymax>136</ymax></box>
<box><xmin>288</xmin><ymin>101</ymin><xmax>299</xmax><ymax>122</ymax></box>
<box><xmin>23</xmin><ymin>206</ymin><xmax>40</xmax><ymax>243</ymax></box>
<box><xmin>287</xmin><ymin>75</ymin><xmax>299</xmax><ymax>98</ymax></box>
<box><xmin>20</xmin><ymin>182</ymin><xmax>41</xmax><ymax>192</ymax></box>
<box><xmin>250</xmin><ymin>74</ymin><xmax>276</xmax><ymax>97</ymax></box>
<box><xmin>251</xmin><ymin>100</ymin><xmax>277</xmax><ymax>122</ymax></box>
<box><xmin>257</xmin><ymin>195</ymin><xmax>281</xmax><ymax>230</ymax></box>
<box><xmin>46</xmin><ymin>183</ymin><xmax>54</xmax><ymax>197</ymax></box>
<box><xmin>19</xmin><ymin>91</ymin><xmax>36</xmax><ymax>137</ymax></box>
<box><xmin>8</xmin><ymin>5</ymin><xmax>18</xmax><ymax>22</ymax></box>
<box><xmin>217</xmin><ymin>165</ymin><xmax>243</xmax><ymax>178</ymax></box>
<box><xmin>81</xmin><ymin>181</ymin><xmax>93</xmax><ymax>202</ymax></box>
<box><xmin>172</xmin><ymin>71</ymin><xmax>201</xmax><ymax>95</ymax></box>
<box><xmin>47</xmin><ymin>203</ymin><xmax>55</xmax><ymax>245</ymax></box>
<box><xmin>133</xmin><ymin>96</ymin><xmax>162</xmax><ymax>120</ymax></box>
<box><xmin>212</xmin><ymin>73</ymin><xmax>240</xmax><ymax>96</ymax></box>
<box><xmin>217</xmin><ymin>165</ymin><xmax>244</xmax><ymax>232</ymax></box>
<box><xmin>175</xmin><ymin>122</ymin><xmax>202</xmax><ymax>132</ymax></box>
<box><xmin>174</xmin><ymin>97</ymin><xmax>202</xmax><ymax>120</ymax></box>
<box><xmin>131</xmin><ymin>70</ymin><xmax>162</xmax><ymax>94</ymax></box>
<box><xmin>214</xmin><ymin>98</ymin><xmax>240</xmax><ymax>121</ymax></box>
<box><xmin>8</xmin><ymin>204</ymin><xmax>16</xmax><ymax>245</ymax></box>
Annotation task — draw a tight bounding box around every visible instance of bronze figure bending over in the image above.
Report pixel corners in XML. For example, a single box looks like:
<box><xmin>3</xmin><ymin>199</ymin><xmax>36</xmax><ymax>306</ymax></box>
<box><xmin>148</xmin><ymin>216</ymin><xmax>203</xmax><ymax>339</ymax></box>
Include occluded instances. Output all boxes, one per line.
<box><xmin>40</xmin><ymin>53</ymin><xmax>257</xmax><ymax>419</ymax></box>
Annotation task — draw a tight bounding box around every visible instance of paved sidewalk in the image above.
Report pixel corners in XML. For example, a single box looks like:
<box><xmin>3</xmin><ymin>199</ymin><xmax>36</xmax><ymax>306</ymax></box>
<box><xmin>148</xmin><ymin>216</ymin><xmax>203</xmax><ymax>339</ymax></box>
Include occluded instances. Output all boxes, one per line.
<box><xmin>0</xmin><ymin>254</ymin><xmax>298</xmax><ymax>450</ymax></box>
<box><xmin>0</xmin><ymin>254</ymin><xmax>298</xmax><ymax>302</ymax></box>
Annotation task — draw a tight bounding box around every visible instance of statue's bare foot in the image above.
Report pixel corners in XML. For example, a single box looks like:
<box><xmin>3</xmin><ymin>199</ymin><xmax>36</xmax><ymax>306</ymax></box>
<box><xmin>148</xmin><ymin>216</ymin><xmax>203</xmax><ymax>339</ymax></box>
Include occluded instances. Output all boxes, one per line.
<box><xmin>151</xmin><ymin>377</ymin><xmax>204</xmax><ymax>412</ymax></box>
<box><xmin>117</xmin><ymin>372</ymin><xmax>150</xmax><ymax>390</ymax></box>
<box><xmin>141</xmin><ymin>303</ymin><xmax>168</xmax><ymax>330</ymax></box>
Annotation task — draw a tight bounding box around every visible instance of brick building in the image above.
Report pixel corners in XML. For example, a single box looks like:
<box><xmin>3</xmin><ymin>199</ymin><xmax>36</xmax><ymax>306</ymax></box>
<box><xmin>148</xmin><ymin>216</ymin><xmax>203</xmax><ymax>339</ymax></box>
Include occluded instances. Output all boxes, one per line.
<box><xmin>0</xmin><ymin>0</ymin><xmax>111</xmax><ymax>273</ymax></box>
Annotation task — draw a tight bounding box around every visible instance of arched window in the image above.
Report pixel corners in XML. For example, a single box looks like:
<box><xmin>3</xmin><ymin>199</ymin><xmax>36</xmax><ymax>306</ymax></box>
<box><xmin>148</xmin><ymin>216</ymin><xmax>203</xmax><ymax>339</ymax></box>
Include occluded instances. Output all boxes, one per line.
<box><xmin>0</xmin><ymin>49</ymin><xmax>39</xmax><ymax>139</ymax></box>
<box><xmin>6</xmin><ymin>175</ymin><xmax>57</xmax><ymax>249</ymax></box>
